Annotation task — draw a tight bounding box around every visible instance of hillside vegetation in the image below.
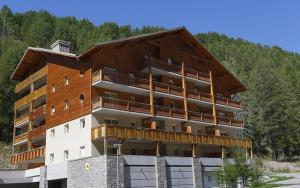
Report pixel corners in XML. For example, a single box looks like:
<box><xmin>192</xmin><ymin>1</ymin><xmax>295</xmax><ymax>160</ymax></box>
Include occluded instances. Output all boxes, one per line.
<box><xmin>0</xmin><ymin>5</ymin><xmax>299</xmax><ymax>161</ymax></box>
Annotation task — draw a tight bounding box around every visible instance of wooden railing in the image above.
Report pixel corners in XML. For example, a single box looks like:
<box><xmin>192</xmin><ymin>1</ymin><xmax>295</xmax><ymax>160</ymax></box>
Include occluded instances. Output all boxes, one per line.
<box><xmin>218</xmin><ymin>116</ymin><xmax>244</xmax><ymax>127</ymax></box>
<box><xmin>14</xmin><ymin>132</ymin><xmax>28</xmax><ymax>144</ymax></box>
<box><xmin>216</xmin><ymin>96</ymin><xmax>241</xmax><ymax>109</ymax></box>
<box><xmin>92</xmin><ymin>97</ymin><xmax>151</xmax><ymax>114</ymax></box>
<box><xmin>92</xmin><ymin>69</ymin><xmax>149</xmax><ymax>90</ymax></box>
<box><xmin>188</xmin><ymin>111</ymin><xmax>214</xmax><ymax>124</ymax></box>
<box><xmin>153</xmin><ymin>81</ymin><xmax>183</xmax><ymax>97</ymax></box>
<box><xmin>15</xmin><ymin>114</ymin><xmax>29</xmax><ymax>126</ymax></box>
<box><xmin>15</xmin><ymin>66</ymin><xmax>48</xmax><ymax>93</ymax></box>
<box><xmin>92</xmin><ymin>125</ymin><xmax>252</xmax><ymax>149</ymax></box>
<box><xmin>155</xmin><ymin>106</ymin><xmax>185</xmax><ymax>119</ymax></box>
<box><xmin>143</xmin><ymin>57</ymin><xmax>210</xmax><ymax>83</ymax></box>
<box><xmin>11</xmin><ymin>146</ymin><xmax>45</xmax><ymax>164</ymax></box>
<box><xmin>28</xmin><ymin>125</ymin><xmax>46</xmax><ymax>140</ymax></box>
<box><xmin>186</xmin><ymin>89</ymin><xmax>212</xmax><ymax>102</ymax></box>
<box><xmin>15</xmin><ymin>85</ymin><xmax>47</xmax><ymax>110</ymax></box>
<box><xmin>29</xmin><ymin>105</ymin><xmax>46</xmax><ymax>120</ymax></box>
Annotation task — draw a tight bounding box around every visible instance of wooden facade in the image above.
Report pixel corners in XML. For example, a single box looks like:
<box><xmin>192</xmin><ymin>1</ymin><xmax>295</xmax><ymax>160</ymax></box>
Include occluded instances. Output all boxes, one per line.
<box><xmin>10</xmin><ymin>27</ymin><xmax>250</xmax><ymax>164</ymax></box>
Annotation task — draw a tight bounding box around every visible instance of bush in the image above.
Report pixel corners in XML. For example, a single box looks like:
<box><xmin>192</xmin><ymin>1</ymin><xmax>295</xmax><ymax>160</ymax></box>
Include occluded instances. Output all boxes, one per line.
<box><xmin>215</xmin><ymin>148</ymin><xmax>263</xmax><ymax>187</ymax></box>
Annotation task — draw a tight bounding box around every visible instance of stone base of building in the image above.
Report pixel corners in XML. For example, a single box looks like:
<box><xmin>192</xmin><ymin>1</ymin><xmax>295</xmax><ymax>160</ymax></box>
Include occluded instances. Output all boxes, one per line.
<box><xmin>0</xmin><ymin>155</ymin><xmax>223</xmax><ymax>188</ymax></box>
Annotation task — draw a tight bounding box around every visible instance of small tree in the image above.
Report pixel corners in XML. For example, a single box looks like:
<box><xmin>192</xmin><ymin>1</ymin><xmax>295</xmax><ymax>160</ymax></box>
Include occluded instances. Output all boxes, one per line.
<box><xmin>215</xmin><ymin>148</ymin><xmax>263</xmax><ymax>187</ymax></box>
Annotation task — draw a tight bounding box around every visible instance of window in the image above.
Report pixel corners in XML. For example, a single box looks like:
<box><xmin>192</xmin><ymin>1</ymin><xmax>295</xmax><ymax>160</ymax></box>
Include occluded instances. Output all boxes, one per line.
<box><xmin>51</xmin><ymin>83</ymin><xmax>56</xmax><ymax>93</ymax></box>
<box><xmin>80</xmin><ymin>68</ymin><xmax>84</xmax><ymax>77</ymax></box>
<box><xmin>130</xmin><ymin>96</ymin><xmax>135</xmax><ymax>102</ymax></box>
<box><xmin>104</xmin><ymin>119</ymin><xmax>118</xmax><ymax>125</ymax></box>
<box><xmin>50</xmin><ymin>129</ymin><xmax>55</xmax><ymax>138</ymax></box>
<box><xmin>80</xmin><ymin>119</ymin><xmax>86</xmax><ymax>129</ymax></box>
<box><xmin>129</xmin><ymin>73</ymin><xmax>134</xmax><ymax>80</ymax></box>
<box><xmin>167</xmin><ymin>58</ymin><xmax>172</xmax><ymax>65</ymax></box>
<box><xmin>108</xmin><ymin>147</ymin><xmax>117</xmax><ymax>155</ymax></box>
<box><xmin>169</xmin><ymin>80</ymin><xmax>173</xmax><ymax>86</ymax></box>
<box><xmin>64</xmin><ymin>124</ymin><xmax>69</xmax><ymax>134</ymax></box>
<box><xmin>104</xmin><ymin>92</ymin><xmax>118</xmax><ymax>99</ymax></box>
<box><xmin>51</xmin><ymin>106</ymin><xmax>55</xmax><ymax>115</ymax></box>
<box><xmin>130</xmin><ymin>121</ymin><xmax>136</xmax><ymax>127</ymax></box>
<box><xmin>80</xmin><ymin>146</ymin><xmax>85</xmax><ymax>158</ymax></box>
<box><xmin>172</xmin><ymin>125</ymin><xmax>176</xmax><ymax>131</ymax></box>
<box><xmin>79</xmin><ymin>94</ymin><xmax>85</xmax><ymax>104</ymax></box>
<box><xmin>170</xmin><ymin>101</ymin><xmax>176</xmax><ymax>109</ymax></box>
<box><xmin>64</xmin><ymin>150</ymin><xmax>69</xmax><ymax>160</ymax></box>
<box><xmin>64</xmin><ymin>100</ymin><xmax>69</xmax><ymax>110</ymax></box>
<box><xmin>131</xmin><ymin>148</ymin><xmax>137</xmax><ymax>155</ymax></box>
<box><xmin>64</xmin><ymin>76</ymin><xmax>70</xmax><ymax>86</ymax></box>
<box><xmin>197</xmin><ymin>130</ymin><xmax>201</xmax><ymax>134</ymax></box>
<box><xmin>174</xmin><ymin>150</ymin><xmax>178</xmax><ymax>156</ymax></box>
<box><xmin>50</xmin><ymin>153</ymin><xmax>54</xmax><ymax>163</ymax></box>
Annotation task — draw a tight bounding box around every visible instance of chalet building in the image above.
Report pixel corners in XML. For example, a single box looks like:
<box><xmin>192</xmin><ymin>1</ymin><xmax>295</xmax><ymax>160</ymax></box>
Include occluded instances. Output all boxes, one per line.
<box><xmin>3</xmin><ymin>27</ymin><xmax>251</xmax><ymax>188</ymax></box>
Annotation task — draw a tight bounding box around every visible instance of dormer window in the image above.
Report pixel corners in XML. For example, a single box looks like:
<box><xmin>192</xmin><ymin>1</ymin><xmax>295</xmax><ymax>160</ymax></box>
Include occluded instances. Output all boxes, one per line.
<box><xmin>64</xmin><ymin>76</ymin><xmax>69</xmax><ymax>86</ymax></box>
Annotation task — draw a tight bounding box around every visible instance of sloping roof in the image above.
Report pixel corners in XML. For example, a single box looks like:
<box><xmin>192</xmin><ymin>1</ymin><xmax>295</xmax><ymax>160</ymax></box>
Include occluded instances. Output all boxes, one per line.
<box><xmin>11</xmin><ymin>27</ymin><xmax>246</xmax><ymax>93</ymax></box>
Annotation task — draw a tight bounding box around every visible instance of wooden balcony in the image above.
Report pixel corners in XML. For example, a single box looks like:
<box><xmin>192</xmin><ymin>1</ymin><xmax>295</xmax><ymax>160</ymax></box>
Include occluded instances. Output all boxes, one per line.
<box><xmin>188</xmin><ymin>111</ymin><xmax>214</xmax><ymax>124</ymax></box>
<box><xmin>218</xmin><ymin>116</ymin><xmax>244</xmax><ymax>128</ymax></box>
<box><xmin>153</xmin><ymin>81</ymin><xmax>183</xmax><ymax>97</ymax></box>
<box><xmin>92</xmin><ymin>69</ymin><xmax>149</xmax><ymax>90</ymax></box>
<box><xmin>155</xmin><ymin>106</ymin><xmax>185</xmax><ymax>119</ymax></box>
<box><xmin>143</xmin><ymin>57</ymin><xmax>210</xmax><ymax>83</ymax></box>
<box><xmin>15</xmin><ymin>66</ymin><xmax>48</xmax><ymax>93</ymax></box>
<box><xmin>14</xmin><ymin>132</ymin><xmax>28</xmax><ymax>144</ymax></box>
<box><xmin>29</xmin><ymin>105</ymin><xmax>46</xmax><ymax>120</ymax></box>
<box><xmin>15</xmin><ymin>114</ymin><xmax>29</xmax><ymax>127</ymax></box>
<box><xmin>15</xmin><ymin>85</ymin><xmax>47</xmax><ymax>110</ymax></box>
<box><xmin>92</xmin><ymin>125</ymin><xmax>252</xmax><ymax>149</ymax></box>
<box><xmin>28</xmin><ymin>125</ymin><xmax>46</xmax><ymax>140</ymax></box>
<box><xmin>92</xmin><ymin>97</ymin><xmax>151</xmax><ymax>114</ymax></box>
<box><xmin>186</xmin><ymin>89</ymin><xmax>212</xmax><ymax>103</ymax></box>
<box><xmin>216</xmin><ymin>96</ymin><xmax>241</xmax><ymax>109</ymax></box>
<box><xmin>11</xmin><ymin>146</ymin><xmax>45</xmax><ymax>164</ymax></box>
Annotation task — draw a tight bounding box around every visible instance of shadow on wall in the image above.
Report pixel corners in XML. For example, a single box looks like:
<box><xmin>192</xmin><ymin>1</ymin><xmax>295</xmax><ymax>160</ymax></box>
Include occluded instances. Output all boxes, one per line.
<box><xmin>0</xmin><ymin>183</ymin><xmax>39</xmax><ymax>188</ymax></box>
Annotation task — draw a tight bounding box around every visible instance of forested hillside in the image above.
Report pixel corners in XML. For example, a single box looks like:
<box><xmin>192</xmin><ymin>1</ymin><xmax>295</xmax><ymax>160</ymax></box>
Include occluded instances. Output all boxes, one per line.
<box><xmin>0</xmin><ymin>5</ymin><xmax>299</xmax><ymax>161</ymax></box>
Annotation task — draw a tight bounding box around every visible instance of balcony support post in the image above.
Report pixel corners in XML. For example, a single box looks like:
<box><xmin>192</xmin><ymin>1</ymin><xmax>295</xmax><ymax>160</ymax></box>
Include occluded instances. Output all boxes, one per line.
<box><xmin>181</xmin><ymin>61</ymin><xmax>189</xmax><ymax>120</ymax></box>
<box><xmin>156</xmin><ymin>141</ymin><xmax>160</xmax><ymax>157</ymax></box>
<box><xmin>192</xmin><ymin>144</ymin><xmax>196</xmax><ymax>157</ymax></box>
<box><xmin>221</xmin><ymin>146</ymin><xmax>225</xmax><ymax>159</ymax></box>
<box><xmin>149</xmin><ymin>66</ymin><xmax>154</xmax><ymax>115</ymax></box>
<box><xmin>245</xmin><ymin>148</ymin><xmax>249</xmax><ymax>159</ymax></box>
<box><xmin>250</xmin><ymin>148</ymin><xmax>253</xmax><ymax>159</ymax></box>
<box><xmin>104</xmin><ymin>124</ymin><xmax>108</xmax><ymax>155</ymax></box>
<box><xmin>209</xmin><ymin>69</ymin><xmax>220</xmax><ymax>136</ymax></box>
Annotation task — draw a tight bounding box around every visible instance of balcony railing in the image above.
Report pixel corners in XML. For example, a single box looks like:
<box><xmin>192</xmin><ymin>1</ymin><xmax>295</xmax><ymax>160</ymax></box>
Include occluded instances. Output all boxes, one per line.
<box><xmin>11</xmin><ymin>146</ymin><xmax>45</xmax><ymax>164</ymax></box>
<box><xmin>216</xmin><ymin>96</ymin><xmax>241</xmax><ymax>109</ymax></box>
<box><xmin>218</xmin><ymin>116</ymin><xmax>244</xmax><ymax>127</ymax></box>
<box><xmin>93</xmin><ymin>97</ymin><xmax>151</xmax><ymax>114</ymax></box>
<box><xmin>92</xmin><ymin>125</ymin><xmax>252</xmax><ymax>149</ymax></box>
<box><xmin>15</xmin><ymin>85</ymin><xmax>47</xmax><ymax>110</ymax></box>
<box><xmin>186</xmin><ymin>89</ymin><xmax>212</xmax><ymax>102</ymax></box>
<box><xmin>153</xmin><ymin>81</ymin><xmax>183</xmax><ymax>97</ymax></box>
<box><xmin>15</xmin><ymin>114</ymin><xmax>29</xmax><ymax>127</ymax></box>
<box><xmin>143</xmin><ymin>57</ymin><xmax>210</xmax><ymax>83</ymax></box>
<box><xmin>188</xmin><ymin>111</ymin><xmax>214</xmax><ymax>124</ymax></box>
<box><xmin>28</xmin><ymin>125</ymin><xmax>46</xmax><ymax>140</ymax></box>
<box><xmin>29</xmin><ymin>105</ymin><xmax>46</xmax><ymax>120</ymax></box>
<box><xmin>155</xmin><ymin>106</ymin><xmax>185</xmax><ymax>119</ymax></box>
<box><xmin>14</xmin><ymin>132</ymin><xmax>28</xmax><ymax>144</ymax></box>
<box><xmin>15</xmin><ymin>66</ymin><xmax>48</xmax><ymax>93</ymax></box>
<box><xmin>92</xmin><ymin>69</ymin><xmax>149</xmax><ymax>90</ymax></box>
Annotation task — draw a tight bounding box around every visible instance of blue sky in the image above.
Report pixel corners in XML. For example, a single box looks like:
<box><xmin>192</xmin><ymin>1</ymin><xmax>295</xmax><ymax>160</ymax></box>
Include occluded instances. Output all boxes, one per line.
<box><xmin>1</xmin><ymin>0</ymin><xmax>300</xmax><ymax>53</ymax></box>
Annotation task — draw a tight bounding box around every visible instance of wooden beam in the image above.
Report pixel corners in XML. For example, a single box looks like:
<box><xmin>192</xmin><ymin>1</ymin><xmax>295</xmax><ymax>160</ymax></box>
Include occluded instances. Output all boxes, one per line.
<box><xmin>149</xmin><ymin>66</ymin><xmax>154</xmax><ymax>115</ymax></box>
<box><xmin>209</xmin><ymin>69</ymin><xmax>220</xmax><ymax>136</ymax></box>
<box><xmin>182</xmin><ymin>61</ymin><xmax>189</xmax><ymax>120</ymax></box>
<box><xmin>156</xmin><ymin>141</ymin><xmax>160</xmax><ymax>157</ymax></box>
<box><xmin>221</xmin><ymin>147</ymin><xmax>225</xmax><ymax>159</ymax></box>
<box><xmin>192</xmin><ymin>144</ymin><xmax>196</xmax><ymax>158</ymax></box>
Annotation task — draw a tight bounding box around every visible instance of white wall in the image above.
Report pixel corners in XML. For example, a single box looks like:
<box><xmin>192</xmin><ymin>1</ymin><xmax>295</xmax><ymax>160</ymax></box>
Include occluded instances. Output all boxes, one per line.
<box><xmin>45</xmin><ymin>114</ymin><xmax>92</xmax><ymax>165</ymax></box>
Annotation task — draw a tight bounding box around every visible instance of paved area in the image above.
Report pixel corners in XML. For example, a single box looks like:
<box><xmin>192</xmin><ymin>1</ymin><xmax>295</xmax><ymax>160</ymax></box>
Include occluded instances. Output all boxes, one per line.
<box><xmin>274</xmin><ymin>173</ymin><xmax>300</xmax><ymax>188</ymax></box>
